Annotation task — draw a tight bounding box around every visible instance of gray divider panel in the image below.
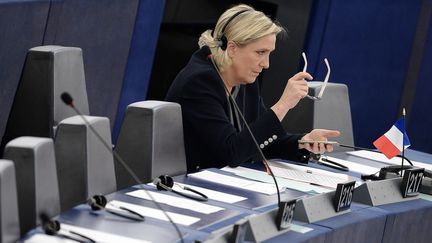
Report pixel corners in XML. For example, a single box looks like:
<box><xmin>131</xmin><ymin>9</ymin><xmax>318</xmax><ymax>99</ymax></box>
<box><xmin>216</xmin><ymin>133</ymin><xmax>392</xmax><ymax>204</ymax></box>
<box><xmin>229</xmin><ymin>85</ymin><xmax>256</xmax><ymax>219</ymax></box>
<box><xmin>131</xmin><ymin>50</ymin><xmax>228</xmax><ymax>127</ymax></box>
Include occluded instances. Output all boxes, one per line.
<box><xmin>0</xmin><ymin>160</ymin><xmax>20</xmax><ymax>243</ymax></box>
<box><xmin>44</xmin><ymin>46</ymin><xmax>89</xmax><ymax>127</ymax></box>
<box><xmin>293</xmin><ymin>191</ymin><xmax>350</xmax><ymax>223</ymax></box>
<box><xmin>1</xmin><ymin>46</ymin><xmax>89</xmax><ymax>154</ymax></box>
<box><xmin>55</xmin><ymin>115</ymin><xmax>116</xmax><ymax>212</ymax></box>
<box><xmin>353</xmin><ymin>177</ymin><xmax>417</xmax><ymax>206</ymax></box>
<box><xmin>3</xmin><ymin>137</ymin><xmax>60</xmax><ymax>236</ymax></box>
<box><xmin>115</xmin><ymin>101</ymin><xmax>187</xmax><ymax>189</ymax></box>
<box><xmin>283</xmin><ymin>82</ymin><xmax>354</xmax><ymax>151</ymax></box>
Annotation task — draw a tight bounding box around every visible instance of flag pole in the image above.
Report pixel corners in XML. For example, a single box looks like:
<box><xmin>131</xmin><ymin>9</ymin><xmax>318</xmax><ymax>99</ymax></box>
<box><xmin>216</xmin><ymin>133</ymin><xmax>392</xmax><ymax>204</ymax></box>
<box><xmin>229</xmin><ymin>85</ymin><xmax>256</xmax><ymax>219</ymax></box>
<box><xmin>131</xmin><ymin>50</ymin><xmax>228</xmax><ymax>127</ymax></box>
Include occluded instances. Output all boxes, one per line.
<box><xmin>401</xmin><ymin>108</ymin><xmax>406</xmax><ymax>177</ymax></box>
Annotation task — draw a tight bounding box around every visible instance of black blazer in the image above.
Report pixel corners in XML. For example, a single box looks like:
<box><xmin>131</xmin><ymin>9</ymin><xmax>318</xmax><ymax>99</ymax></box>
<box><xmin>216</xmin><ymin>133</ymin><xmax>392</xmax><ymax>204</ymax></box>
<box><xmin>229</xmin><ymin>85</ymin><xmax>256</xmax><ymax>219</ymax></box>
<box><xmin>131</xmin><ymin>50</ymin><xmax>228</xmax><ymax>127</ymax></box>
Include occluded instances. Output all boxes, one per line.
<box><xmin>166</xmin><ymin>46</ymin><xmax>309</xmax><ymax>172</ymax></box>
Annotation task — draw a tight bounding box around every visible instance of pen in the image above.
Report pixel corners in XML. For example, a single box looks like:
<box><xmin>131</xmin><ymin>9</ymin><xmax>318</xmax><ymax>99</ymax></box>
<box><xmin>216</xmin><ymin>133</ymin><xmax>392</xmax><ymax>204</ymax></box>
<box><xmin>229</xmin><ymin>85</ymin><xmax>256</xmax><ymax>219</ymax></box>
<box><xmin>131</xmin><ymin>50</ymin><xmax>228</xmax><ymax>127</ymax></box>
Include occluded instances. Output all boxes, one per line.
<box><xmin>319</xmin><ymin>157</ymin><xmax>349</xmax><ymax>172</ymax></box>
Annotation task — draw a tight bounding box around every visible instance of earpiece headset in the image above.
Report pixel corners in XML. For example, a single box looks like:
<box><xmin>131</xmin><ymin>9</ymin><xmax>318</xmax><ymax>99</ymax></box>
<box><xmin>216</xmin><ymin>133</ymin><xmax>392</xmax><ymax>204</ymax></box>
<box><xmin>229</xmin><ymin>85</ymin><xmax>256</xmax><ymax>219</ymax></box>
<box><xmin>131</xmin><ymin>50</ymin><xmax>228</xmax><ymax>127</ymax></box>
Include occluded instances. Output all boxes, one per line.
<box><xmin>153</xmin><ymin>175</ymin><xmax>208</xmax><ymax>202</ymax></box>
<box><xmin>40</xmin><ymin>212</ymin><xmax>95</xmax><ymax>242</ymax></box>
<box><xmin>88</xmin><ymin>195</ymin><xmax>144</xmax><ymax>221</ymax></box>
<box><xmin>217</xmin><ymin>9</ymin><xmax>249</xmax><ymax>50</ymax></box>
<box><xmin>40</xmin><ymin>213</ymin><xmax>60</xmax><ymax>236</ymax></box>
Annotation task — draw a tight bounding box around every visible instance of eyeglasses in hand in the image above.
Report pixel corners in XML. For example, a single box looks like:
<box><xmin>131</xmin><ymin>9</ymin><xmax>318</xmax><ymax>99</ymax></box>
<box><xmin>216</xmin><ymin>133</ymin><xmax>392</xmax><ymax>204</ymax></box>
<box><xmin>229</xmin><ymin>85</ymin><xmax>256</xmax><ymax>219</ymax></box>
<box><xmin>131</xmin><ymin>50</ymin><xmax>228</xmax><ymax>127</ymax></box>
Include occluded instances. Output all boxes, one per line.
<box><xmin>302</xmin><ymin>52</ymin><xmax>331</xmax><ymax>100</ymax></box>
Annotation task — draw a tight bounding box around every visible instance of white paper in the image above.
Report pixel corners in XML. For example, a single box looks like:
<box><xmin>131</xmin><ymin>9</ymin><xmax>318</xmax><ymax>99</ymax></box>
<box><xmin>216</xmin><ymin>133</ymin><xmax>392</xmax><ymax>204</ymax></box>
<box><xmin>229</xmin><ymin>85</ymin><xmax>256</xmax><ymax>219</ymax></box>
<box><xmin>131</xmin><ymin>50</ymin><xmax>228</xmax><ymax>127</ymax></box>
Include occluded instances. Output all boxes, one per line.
<box><xmin>107</xmin><ymin>200</ymin><xmax>200</xmax><ymax>226</ymax></box>
<box><xmin>189</xmin><ymin>170</ymin><xmax>283</xmax><ymax>195</ymax></box>
<box><xmin>347</xmin><ymin>150</ymin><xmax>432</xmax><ymax>171</ymax></box>
<box><xmin>270</xmin><ymin>165</ymin><xmax>348</xmax><ymax>188</ymax></box>
<box><xmin>24</xmin><ymin>224</ymin><xmax>150</xmax><ymax>243</ymax></box>
<box><xmin>24</xmin><ymin>234</ymin><xmax>76</xmax><ymax>243</ymax></box>
<box><xmin>325</xmin><ymin>155</ymin><xmax>380</xmax><ymax>175</ymax></box>
<box><xmin>290</xmin><ymin>223</ymin><xmax>314</xmax><ymax>234</ymax></box>
<box><xmin>269</xmin><ymin>160</ymin><xmax>349</xmax><ymax>180</ymax></box>
<box><xmin>147</xmin><ymin>182</ymin><xmax>247</xmax><ymax>203</ymax></box>
<box><xmin>126</xmin><ymin>190</ymin><xmax>224</xmax><ymax>214</ymax></box>
<box><xmin>222</xmin><ymin>166</ymin><xmax>332</xmax><ymax>194</ymax></box>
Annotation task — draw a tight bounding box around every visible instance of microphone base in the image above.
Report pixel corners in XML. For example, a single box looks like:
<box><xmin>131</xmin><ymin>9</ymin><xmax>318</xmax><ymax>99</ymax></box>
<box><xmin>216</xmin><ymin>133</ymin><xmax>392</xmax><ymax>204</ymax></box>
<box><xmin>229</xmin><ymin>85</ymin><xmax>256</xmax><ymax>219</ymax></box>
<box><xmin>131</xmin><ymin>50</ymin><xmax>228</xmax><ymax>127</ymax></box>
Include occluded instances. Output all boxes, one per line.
<box><xmin>293</xmin><ymin>191</ymin><xmax>350</xmax><ymax>223</ymax></box>
<box><xmin>244</xmin><ymin>206</ymin><xmax>292</xmax><ymax>242</ymax></box>
<box><xmin>420</xmin><ymin>177</ymin><xmax>432</xmax><ymax>195</ymax></box>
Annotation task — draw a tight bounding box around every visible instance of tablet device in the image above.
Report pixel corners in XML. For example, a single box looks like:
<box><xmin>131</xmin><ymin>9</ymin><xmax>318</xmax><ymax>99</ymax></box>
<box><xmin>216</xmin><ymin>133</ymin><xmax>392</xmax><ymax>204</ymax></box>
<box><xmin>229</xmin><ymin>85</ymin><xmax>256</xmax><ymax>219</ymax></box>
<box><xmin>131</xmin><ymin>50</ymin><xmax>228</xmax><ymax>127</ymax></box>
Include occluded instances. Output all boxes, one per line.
<box><xmin>298</xmin><ymin>140</ymin><xmax>339</xmax><ymax>145</ymax></box>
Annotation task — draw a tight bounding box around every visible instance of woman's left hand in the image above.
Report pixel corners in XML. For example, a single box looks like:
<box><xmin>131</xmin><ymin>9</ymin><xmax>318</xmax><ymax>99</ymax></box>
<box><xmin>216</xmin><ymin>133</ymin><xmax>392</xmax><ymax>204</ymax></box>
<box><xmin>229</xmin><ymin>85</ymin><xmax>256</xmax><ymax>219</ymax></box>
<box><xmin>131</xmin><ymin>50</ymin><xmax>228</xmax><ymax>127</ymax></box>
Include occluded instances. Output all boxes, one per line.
<box><xmin>299</xmin><ymin>129</ymin><xmax>341</xmax><ymax>154</ymax></box>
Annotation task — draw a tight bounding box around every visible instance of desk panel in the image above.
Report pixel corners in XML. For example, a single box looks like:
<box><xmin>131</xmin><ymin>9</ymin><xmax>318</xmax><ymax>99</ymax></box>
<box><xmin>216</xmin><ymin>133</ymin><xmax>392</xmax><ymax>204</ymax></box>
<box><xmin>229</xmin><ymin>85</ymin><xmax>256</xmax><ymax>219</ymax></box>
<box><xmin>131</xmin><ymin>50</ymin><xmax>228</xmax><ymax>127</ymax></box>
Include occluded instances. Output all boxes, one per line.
<box><xmin>264</xmin><ymin>222</ymin><xmax>330</xmax><ymax>243</ymax></box>
<box><xmin>314</xmin><ymin>206</ymin><xmax>387</xmax><ymax>243</ymax></box>
<box><xmin>330</xmin><ymin>150</ymin><xmax>432</xmax><ymax>243</ymax></box>
<box><xmin>21</xmin><ymin>149</ymin><xmax>432</xmax><ymax>242</ymax></box>
<box><xmin>379</xmin><ymin>199</ymin><xmax>432</xmax><ymax>243</ymax></box>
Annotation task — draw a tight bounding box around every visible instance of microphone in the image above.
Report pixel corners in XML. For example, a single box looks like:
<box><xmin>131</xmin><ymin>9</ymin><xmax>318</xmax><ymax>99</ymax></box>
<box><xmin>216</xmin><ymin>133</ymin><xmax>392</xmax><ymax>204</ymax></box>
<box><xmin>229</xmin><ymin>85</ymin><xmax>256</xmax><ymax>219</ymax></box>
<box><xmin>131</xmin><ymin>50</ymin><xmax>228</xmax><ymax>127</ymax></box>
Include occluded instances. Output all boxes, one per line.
<box><xmin>88</xmin><ymin>195</ymin><xmax>144</xmax><ymax>221</ymax></box>
<box><xmin>60</xmin><ymin>92</ymin><xmax>184</xmax><ymax>243</ymax></box>
<box><xmin>208</xmin><ymin>58</ymin><xmax>282</xmax><ymax>205</ymax></box>
<box><xmin>40</xmin><ymin>212</ymin><xmax>95</xmax><ymax>243</ymax></box>
<box><xmin>339</xmin><ymin>144</ymin><xmax>417</xmax><ymax>180</ymax></box>
<box><xmin>153</xmin><ymin>175</ymin><xmax>208</xmax><ymax>202</ymax></box>
<box><xmin>61</xmin><ymin>93</ymin><xmax>73</xmax><ymax>106</ymax></box>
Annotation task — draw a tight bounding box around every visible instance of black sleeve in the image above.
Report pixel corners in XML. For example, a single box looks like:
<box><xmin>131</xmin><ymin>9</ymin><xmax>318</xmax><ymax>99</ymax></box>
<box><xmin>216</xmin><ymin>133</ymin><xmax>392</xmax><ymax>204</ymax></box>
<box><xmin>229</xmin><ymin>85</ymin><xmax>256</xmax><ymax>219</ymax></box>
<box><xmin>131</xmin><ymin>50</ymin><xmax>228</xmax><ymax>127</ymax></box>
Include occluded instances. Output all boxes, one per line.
<box><xmin>256</xmin><ymin>95</ymin><xmax>310</xmax><ymax>163</ymax></box>
<box><xmin>180</xmin><ymin>71</ymin><xmax>288</xmax><ymax>167</ymax></box>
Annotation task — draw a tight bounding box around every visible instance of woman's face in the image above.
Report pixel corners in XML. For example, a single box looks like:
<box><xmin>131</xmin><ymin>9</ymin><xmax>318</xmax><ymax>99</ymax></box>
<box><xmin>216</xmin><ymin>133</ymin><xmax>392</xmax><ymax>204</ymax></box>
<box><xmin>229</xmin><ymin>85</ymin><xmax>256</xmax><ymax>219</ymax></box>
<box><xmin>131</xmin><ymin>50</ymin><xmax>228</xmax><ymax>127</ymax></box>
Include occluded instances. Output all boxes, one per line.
<box><xmin>228</xmin><ymin>33</ymin><xmax>276</xmax><ymax>85</ymax></box>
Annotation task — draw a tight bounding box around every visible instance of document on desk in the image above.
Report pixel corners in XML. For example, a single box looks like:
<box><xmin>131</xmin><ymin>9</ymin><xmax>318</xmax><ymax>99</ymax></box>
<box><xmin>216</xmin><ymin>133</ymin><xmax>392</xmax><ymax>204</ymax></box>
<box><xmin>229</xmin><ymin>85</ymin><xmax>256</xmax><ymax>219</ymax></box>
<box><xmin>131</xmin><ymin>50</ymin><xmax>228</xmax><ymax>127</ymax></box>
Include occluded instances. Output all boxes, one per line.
<box><xmin>189</xmin><ymin>170</ymin><xmax>283</xmax><ymax>195</ymax></box>
<box><xmin>25</xmin><ymin>234</ymin><xmax>76</xmax><ymax>243</ymax></box>
<box><xmin>324</xmin><ymin>155</ymin><xmax>380</xmax><ymax>175</ymax></box>
<box><xmin>25</xmin><ymin>224</ymin><xmax>151</xmax><ymax>243</ymax></box>
<box><xmin>107</xmin><ymin>200</ymin><xmax>200</xmax><ymax>226</ymax></box>
<box><xmin>146</xmin><ymin>182</ymin><xmax>247</xmax><ymax>203</ymax></box>
<box><xmin>126</xmin><ymin>189</ymin><xmax>224</xmax><ymax>214</ymax></box>
<box><xmin>222</xmin><ymin>166</ymin><xmax>332</xmax><ymax>194</ymax></box>
<box><xmin>268</xmin><ymin>161</ymin><xmax>350</xmax><ymax>189</ymax></box>
<box><xmin>347</xmin><ymin>150</ymin><xmax>432</xmax><ymax>170</ymax></box>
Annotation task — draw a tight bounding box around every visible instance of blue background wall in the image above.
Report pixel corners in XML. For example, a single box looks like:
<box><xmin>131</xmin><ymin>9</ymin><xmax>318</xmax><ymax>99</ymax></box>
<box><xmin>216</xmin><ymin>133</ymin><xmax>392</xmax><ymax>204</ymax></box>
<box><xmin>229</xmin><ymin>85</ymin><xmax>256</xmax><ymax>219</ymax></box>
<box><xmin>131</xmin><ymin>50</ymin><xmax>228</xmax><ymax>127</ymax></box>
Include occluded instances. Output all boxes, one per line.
<box><xmin>305</xmin><ymin>0</ymin><xmax>431</xmax><ymax>152</ymax></box>
<box><xmin>408</xmin><ymin>5</ymin><xmax>432</xmax><ymax>154</ymax></box>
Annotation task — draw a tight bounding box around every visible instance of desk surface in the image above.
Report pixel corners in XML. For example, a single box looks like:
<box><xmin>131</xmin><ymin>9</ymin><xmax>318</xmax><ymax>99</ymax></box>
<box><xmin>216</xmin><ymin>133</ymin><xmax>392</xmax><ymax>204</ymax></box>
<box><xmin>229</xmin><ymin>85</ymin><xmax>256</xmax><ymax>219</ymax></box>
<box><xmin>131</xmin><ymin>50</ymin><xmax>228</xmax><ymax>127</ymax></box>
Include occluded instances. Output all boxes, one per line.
<box><xmin>22</xmin><ymin>149</ymin><xmax>432</xmax><ymax>243</ymax></box>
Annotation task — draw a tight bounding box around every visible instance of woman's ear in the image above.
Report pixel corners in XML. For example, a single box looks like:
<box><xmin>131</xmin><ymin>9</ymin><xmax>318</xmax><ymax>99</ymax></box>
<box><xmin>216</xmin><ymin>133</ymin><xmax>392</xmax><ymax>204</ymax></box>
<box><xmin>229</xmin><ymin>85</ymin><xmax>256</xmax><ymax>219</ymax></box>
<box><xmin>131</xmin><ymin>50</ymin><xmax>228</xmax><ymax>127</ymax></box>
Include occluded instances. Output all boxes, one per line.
<box><xmin>226</xmin><ymin>41</ymin><xmax>237</xmax><ymax>58</ymax></box>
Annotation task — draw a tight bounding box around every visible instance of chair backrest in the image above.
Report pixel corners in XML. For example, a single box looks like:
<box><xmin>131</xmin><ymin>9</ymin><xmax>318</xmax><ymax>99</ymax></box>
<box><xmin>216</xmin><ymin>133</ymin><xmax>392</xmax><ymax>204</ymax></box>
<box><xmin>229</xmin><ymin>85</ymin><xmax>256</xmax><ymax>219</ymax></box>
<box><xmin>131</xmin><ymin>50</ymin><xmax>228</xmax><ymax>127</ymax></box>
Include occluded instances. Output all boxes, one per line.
<box><xmin>0</xmin><ymin>45</ymin><xmax>89</xmax><ymax>155</ymax></box>
<box><xmin>0</xmin><ymin>160</ymin><xmax>20</xmax><ymax>243</ymax></box>
<box><xmin>283</xmin><ymin>82</ymin><xmax>354</xmax><ymax>152</ymax></box>
<box><xmin>3</xmin><ymin>137</ymin><xmax>60</xmax><ymax>236</ymax></box>
<box><xmin>115</xmin><ymin>101</ymin><xmax>187</xmax><ymax>190</ymax></box>
<box><xmin>54</xmin><ymin>115</ymin><xmax>116</xmax><ymax>212</ymax></box>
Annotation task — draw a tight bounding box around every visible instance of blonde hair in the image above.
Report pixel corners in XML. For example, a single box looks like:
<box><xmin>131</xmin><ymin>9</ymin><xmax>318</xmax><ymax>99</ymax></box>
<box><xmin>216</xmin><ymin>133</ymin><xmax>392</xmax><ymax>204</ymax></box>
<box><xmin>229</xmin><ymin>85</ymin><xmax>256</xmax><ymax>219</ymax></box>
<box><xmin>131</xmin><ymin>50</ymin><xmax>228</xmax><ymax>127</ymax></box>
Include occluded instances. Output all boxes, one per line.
<box><xmin>199</xmin><ymin>4</ymin><xmax>284</xmax><ymax>71</ymax></box>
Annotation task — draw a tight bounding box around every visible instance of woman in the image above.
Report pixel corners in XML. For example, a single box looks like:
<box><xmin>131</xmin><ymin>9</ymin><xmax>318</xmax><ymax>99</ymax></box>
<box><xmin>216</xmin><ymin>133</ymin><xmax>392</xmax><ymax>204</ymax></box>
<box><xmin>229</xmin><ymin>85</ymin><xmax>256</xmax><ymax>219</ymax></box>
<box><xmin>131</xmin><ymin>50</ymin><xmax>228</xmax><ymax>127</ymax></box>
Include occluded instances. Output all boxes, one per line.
<box><xmin>166</xmin><ymin>4</ymin><xmax>340</xmax><ymax>173</ymax></box>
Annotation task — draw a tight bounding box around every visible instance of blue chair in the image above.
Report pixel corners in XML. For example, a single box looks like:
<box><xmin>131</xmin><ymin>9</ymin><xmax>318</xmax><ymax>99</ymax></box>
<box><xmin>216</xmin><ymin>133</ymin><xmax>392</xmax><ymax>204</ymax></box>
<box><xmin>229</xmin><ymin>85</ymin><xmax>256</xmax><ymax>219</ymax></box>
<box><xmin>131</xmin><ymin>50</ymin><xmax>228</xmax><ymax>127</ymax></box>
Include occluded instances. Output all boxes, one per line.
<box><xmin>283</xmin><ymin>82</ymin><xmax>354</xmax><ymax>151</ymax></box>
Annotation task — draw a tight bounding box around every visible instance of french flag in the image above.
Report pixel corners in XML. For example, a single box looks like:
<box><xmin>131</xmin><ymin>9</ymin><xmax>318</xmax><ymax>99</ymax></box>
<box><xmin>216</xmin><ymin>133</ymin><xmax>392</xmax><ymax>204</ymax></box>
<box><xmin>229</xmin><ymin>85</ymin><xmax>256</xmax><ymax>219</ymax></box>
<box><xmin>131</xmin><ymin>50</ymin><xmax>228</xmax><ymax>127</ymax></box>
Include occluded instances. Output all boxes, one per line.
<box><xmin>373</xmin><ymin>118</ymin><xmax>411</xmax><ymax>159</ymax></box>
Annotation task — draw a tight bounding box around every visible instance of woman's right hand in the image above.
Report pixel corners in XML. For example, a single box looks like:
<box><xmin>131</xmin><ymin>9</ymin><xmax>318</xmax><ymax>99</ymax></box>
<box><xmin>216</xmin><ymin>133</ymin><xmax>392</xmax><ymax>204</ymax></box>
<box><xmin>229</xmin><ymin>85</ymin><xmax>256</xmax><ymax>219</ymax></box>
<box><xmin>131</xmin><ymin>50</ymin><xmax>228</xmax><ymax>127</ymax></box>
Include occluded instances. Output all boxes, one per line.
<box><xmin>271</xmin><ymin>72</ymin><xmax>312</xmax><ymax>121</ymax></box>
